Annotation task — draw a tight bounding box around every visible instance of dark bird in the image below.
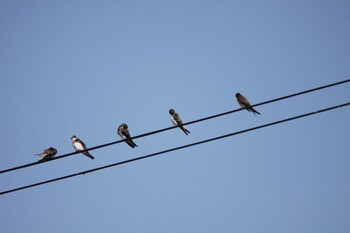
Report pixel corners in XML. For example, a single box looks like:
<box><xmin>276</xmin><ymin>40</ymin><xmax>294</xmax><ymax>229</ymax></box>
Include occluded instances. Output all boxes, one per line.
<box><xmin>117</xmin><ymin>123</ymin><xmax>138</xmax><ymax>148</ymax></box>
<box><xmin>169</xmin><ymin>109</ymin><xmax>191</xmax><ymax>135</ymax></box>
<box><xmin>35</xmin><ymin>147</ymin><xmax>57</xmax><ymax>162</ymax></box>
<box><xmin>235</xmin><ymin>93</ymin><xmax>261</xmax><ymax>115</ymax></box>
<box><xmin>71</xmin><ymin>135</ymin><xmax>95</xmax><ymax>160</ymax></box>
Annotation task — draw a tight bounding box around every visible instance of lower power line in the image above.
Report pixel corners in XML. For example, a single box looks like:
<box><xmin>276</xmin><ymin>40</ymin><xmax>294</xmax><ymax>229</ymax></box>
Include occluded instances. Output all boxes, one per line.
<box><xmin>0</xmin><ymin>102</ymin><xmax>349</xmax><ymax>196</ymax></box>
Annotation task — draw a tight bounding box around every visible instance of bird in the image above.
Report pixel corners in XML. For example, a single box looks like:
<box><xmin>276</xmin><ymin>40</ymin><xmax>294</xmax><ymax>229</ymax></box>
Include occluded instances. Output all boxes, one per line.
<box><xmin>35</xmin><ymin>147</ymin><xmax>57</xmax><ymax>162</ymax></box>
<box><xmin>117</xmin><ymin>123</ymin><xmax>138</xmax><ymax>148</ymax></box>
<box><xmin>71</xmin><ymin>135</ymin><xmax>95</xmax><ymax>160</ymax></box>
<box><xmin>169</xmin><ymin>109</ymin><xmax>191</xmax><ymax>135</ymax></box>
<box><xmin>235</xmin><ymin>93</ymin><xmax>261</xmax><ymax>115</ymax></box>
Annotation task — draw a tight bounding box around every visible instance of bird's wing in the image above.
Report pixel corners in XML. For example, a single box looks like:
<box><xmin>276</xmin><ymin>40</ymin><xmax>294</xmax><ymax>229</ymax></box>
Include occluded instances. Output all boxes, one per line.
<box><xmin>117</xmin><ymin>126</ymin><xmax>123</xmax><ymax>138</ymax></box>
<box><xmin>174</xmin><ymin>113</ymin><xmax>183</xmax><ymax>124</ymax></box>
<box><xmin>240</xmin><ymin>95</ymin><xmax>250</xmax><ymax>107</ymax></box>
<box><xmin>171</xmin><ymin>116</ymin><xmax>178</xmax><ymax>126</ymax></box>
<box><xmin>123</xmin><ymin>129</ymin><xmax>132</xmax><ymax>139</ymax></box>
<box><xmin>35</xmin><ymin>153</ymin><xmax>46</xmax><ymax>157</ymax></box>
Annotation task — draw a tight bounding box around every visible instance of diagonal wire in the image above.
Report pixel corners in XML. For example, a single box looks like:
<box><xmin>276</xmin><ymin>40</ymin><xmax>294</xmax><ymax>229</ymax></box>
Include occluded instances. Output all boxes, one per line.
<box><xmin>0</xmin><ymin>78</ymin><xmax>349</xmax><ymax>174</ymax></box>
<box><xmin>1</xmin><ymin>101</ymin><xmax>348</xmax><ymax>196</ymax></box>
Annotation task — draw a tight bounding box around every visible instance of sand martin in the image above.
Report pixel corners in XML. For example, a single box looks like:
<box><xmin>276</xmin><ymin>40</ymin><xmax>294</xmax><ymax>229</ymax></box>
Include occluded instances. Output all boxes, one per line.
<box><xmin>117</xmin><ymin>123</ymin><xmax>138</xmax><ymax>148</ymax></box>
<box><xmin>169</xmin><ymin>109</ymin><xmax>191</xmax><ymax>135</ymax></box>
<box><xmin>71</xmin><ymin>135</ymin><xmax>95</xmax><ymax>160</ymax></box>
<box><xmin>235</xmin><ymin>93</ymin><xmax>261</xmax><ymax>115</ymax></box>
<box><xmin>35</xmin><ymin>147</ymin><xmax>57</xmax><ymax>162</ymax></box>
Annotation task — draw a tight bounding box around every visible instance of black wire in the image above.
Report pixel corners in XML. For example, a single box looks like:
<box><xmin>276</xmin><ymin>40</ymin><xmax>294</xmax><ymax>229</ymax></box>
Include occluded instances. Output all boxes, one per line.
<box><xmin>0</xmin><ymin>78</ymin><xmax>349</xmax><ymax>174</ymax></box>
<box><xmin>1</xmin><ymin>102</ymin><xmax>348</xmax><ymax>196</ymax></box>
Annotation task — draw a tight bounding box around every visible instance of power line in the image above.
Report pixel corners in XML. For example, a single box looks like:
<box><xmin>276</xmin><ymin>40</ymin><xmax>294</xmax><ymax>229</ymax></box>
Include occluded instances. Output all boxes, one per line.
<box><xmin>1</xmin><ymin>101</ymin><xmax>348</xmax><ymax>196</ymax></box>
<box><xmin>0</xmin><ymin>78</ymin><xmax>349</xmax><ymax>174</ymax></box>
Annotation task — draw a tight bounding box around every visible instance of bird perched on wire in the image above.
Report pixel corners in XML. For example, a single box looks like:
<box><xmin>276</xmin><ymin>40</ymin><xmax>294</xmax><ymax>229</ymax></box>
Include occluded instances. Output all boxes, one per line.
<box><xmin>35</xmin><ymin>147</ymin><xmax>57</xmax><ymax>162</ymax></box>
<box><xmin>117</xmin><ymin>123</ymin><xmax>138</xmax><ymax>148</ymax></box>
<box><xmin>169</xmin><ymin>109</ymin><xmax>191</xmax><ymax>135</ymax></box>
<box><xmin>71</xmin><ymin>135</ymin><xmax>95</xmax><ymax>160</ymax></box>
<box><xmin>235</xmin><ymin>93</ymin><xmax>261</xmax><ymax>115</ymax></box>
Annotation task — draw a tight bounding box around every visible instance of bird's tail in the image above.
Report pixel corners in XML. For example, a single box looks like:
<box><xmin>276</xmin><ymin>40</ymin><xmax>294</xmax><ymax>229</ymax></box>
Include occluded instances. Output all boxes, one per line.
<box><xmin>184</xmin><ymin>126</ymin><xmax>191</xmax><ymax>135</ymax></box>
<box><xmin>252</xmin><ymin>108</ymin><xmax>261</xmax><ymax>115</ymax></box>
<box><xmin>84</xmin><ymin>152</ymin><xmax>95</xmax><ymax>160</ymax></box>
<box><xmin>126</xmin><ymin>140</ymin><xmax>138</xmax><ymax>148</ymax></box>
<box><xmin>180</xmin><ymin>125</ymin><xmax>190</xmax><ymax>136</ymax></box>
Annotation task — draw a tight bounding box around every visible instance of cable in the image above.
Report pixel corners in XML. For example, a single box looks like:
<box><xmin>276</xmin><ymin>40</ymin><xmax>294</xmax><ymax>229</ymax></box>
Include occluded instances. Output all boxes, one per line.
<box><xmin>0</xmin><ymin>78</ymin><xmax>349</xmax><ymax>174</ymax></box>
<box><xmin>1</xmin><ymin>102</ymin><xmax>348</xmax><ymax>196</ymax></box>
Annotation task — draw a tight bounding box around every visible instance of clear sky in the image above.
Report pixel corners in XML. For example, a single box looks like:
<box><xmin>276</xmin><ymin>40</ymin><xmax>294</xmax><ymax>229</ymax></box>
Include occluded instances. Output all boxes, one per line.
<box><xmin>0</xmin><ymin>1</ymin><xmax>349</xmax><ymax>232</ymax></box>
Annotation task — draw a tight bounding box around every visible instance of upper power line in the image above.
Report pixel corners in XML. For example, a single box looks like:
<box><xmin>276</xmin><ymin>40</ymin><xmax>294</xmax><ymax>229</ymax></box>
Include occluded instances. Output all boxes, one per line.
<box><xmin>0</xmin><ymin>101</ymin><xmax>349</xmax><ymax>196</ymax></box>
<box><xmin>0</xmin><ymin>78</ymin><xmax>349</xmax><ymax>175</ymax></box>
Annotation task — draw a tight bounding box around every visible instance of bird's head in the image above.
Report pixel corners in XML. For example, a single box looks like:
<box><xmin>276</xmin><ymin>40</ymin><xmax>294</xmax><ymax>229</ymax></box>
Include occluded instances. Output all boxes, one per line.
<box><xmin>49</xmin><ymin>147</ymin><xmax>57</xmax><ymax>154</ymax></box>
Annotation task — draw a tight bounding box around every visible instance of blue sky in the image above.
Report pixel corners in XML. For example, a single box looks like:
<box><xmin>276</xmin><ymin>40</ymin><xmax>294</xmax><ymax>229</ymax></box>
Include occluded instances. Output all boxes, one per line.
<box><xmin>0</xmin><ymin>1</ymin><xmax>349</xmax><ymax>232</ymax></box>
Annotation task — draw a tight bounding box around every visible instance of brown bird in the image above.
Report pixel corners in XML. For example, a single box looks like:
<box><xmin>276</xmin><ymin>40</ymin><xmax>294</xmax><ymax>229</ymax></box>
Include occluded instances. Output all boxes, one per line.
<box><xmin>71</xmin><ymin>135</ymin><xmax>95</xmax><ymax>160</ymax></box>
<box><xmin>235</xmin><ymin>93</ymin><xmax>261</xmax><ymax>115</ymax></box>
<box><xmin>35</xmin><ymin>147</ymin><xmax>57</xmax><ymax>162</ymax></box>
<box><xmin>169</xmin><ymin>109</ymin><xmax>191</xmax><ymax>135</ymax></box>
<box><xmin>117</xmin><ymin>123</ymin><xmax>138</xmax><ymax>148</ymax></box>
